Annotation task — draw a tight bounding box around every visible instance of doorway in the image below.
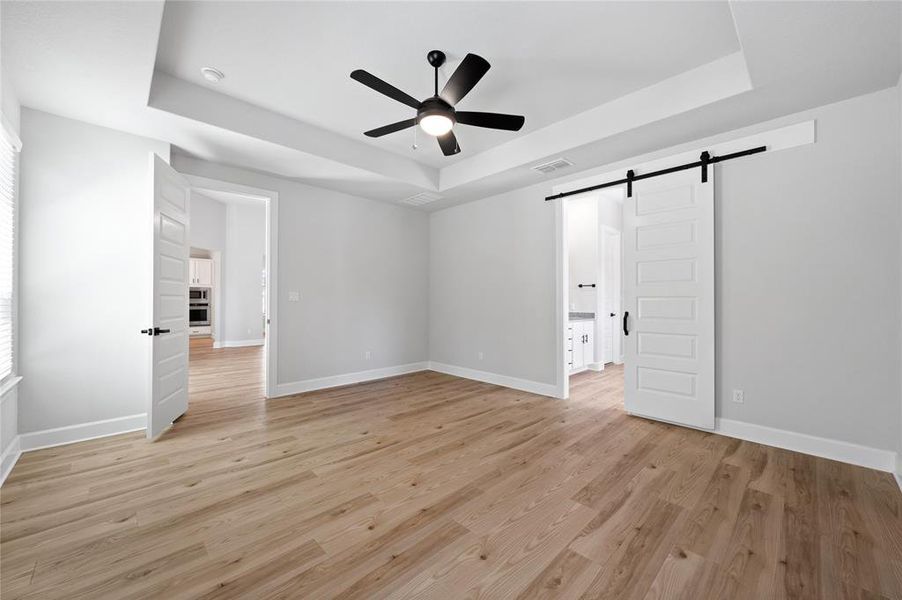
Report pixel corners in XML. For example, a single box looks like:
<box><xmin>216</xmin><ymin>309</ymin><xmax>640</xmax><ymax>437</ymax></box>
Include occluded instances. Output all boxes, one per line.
<box><xmin>561</xmin><ymin>189</ymin><xmax>624</xmax><ymax>389</ymax></box>
<box><xmin>185</xmin><ymin>177</ymin><xmax>277</xmax><ymax>402</ymax></box>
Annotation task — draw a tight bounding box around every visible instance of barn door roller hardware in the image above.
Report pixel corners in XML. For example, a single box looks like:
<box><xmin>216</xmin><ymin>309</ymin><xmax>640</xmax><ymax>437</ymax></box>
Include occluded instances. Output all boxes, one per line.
<box><xmin>544</xmin><ymin>145</ymin><xmax>766</xmax><ymax>201</ymax></box>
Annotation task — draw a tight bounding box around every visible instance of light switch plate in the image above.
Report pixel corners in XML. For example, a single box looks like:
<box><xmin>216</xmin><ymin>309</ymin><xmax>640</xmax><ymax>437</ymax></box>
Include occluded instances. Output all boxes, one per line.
<box><xmin>288</xmin><ymin>291</ymin><xmax>300</xmax><ymax>302</ymax></box>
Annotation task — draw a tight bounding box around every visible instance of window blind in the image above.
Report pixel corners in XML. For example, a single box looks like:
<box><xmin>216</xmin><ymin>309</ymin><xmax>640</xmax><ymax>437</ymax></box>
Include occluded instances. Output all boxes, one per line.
<box><xmin>0</xmin><ymin>124</ymin><xmax>18</xmax><ymax>381</ymax></box>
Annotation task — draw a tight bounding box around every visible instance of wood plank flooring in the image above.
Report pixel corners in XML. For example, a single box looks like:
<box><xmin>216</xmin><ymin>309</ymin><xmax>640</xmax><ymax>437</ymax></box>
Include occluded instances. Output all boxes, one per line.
<box><xmin>2</xmin><ymin>339</ymin><xmax>902</xmax><ymax>598</ymax></box>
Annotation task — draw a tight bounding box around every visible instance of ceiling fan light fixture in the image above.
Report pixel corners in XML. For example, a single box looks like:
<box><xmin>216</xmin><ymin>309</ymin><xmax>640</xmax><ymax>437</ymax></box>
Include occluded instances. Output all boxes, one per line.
<box><xmin>419</xmin><ymin>114</ymin><xmax>453</xmax><ymax>136</ymax></box>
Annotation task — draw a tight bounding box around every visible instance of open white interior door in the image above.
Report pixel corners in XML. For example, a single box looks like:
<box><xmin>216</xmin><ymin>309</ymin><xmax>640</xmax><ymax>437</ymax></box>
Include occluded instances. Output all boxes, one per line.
<box><xmin>147</xmin><ymin>154</ymin><xmax>190</xmax><ymax>439</ymax></box>
<box><xmin>623</xmin><ymin>167</ymin><xmax>714</xmax><ymax>430</ymax></box>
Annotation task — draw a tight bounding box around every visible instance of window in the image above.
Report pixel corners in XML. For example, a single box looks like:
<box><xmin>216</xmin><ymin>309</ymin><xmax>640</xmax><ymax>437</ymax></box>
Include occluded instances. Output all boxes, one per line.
<box><xmin>0</xmin><ymin>120</ymin><xmax>20</xmax><ymax>382</ymax></box>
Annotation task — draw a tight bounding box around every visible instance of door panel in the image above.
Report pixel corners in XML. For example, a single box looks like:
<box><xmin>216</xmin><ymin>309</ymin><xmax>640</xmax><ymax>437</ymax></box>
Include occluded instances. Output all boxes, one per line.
<box><xmin>149</xmin><ymin>154</ymin><xmax>190</xmax><ymax>439</ymax></box>
<box><xmin>623</xmin><ymin>168</ymin><xmax>714</xmax><ymax>430</ymax></box>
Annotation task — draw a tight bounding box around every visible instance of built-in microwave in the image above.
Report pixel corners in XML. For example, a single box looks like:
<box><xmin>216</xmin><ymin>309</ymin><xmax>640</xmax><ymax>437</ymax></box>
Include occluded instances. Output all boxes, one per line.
<box><xmin>189</xmin><ymin>303</ymin><xmax>211</xmax><ymax>326</ymax></box>
<box><xmin>189</xmin><ymin>288</ymin><xmax>209</xmax><ymax>301</ymax></box>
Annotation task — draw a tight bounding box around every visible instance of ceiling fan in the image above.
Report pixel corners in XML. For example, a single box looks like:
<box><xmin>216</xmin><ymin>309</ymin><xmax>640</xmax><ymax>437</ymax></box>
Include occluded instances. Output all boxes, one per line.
<box><xmin>350</xmin><ymin>50</ymin><xmax>525</xmax><ymax>156</ymax></box>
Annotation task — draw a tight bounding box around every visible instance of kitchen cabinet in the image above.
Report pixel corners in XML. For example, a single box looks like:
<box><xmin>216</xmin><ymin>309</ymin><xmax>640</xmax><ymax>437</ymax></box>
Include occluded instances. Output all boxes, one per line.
<box><xmin>190</xmin><ymin>258</ymin><xmax>214</xmax><ymax>286</ymax></box>
<box><xmin>568</xmin><ymin>320</ymin><xmax>595</xmax><ymax>374</ymax></box>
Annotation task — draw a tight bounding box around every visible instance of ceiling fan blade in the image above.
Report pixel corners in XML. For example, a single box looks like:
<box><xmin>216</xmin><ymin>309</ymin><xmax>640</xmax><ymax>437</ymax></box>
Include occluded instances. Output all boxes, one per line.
<box><xmin>456</xmin><ymin>111</ymin><xmax>525</xmax><ymax>131</ymax></box>
<box><xmin>437</xmin><ymin>130</ymin><xmax>460</xmax><ymax>156</ymax></box>
<box><xmin>440</xmin><ymin>53</ymin><xmax>490</xmax><ymax>105</ymax></box>
<box><xmin>350</xmin><ymin>70</ymin><xmax>420</xmax><ymax>109</ymax></box>
<box><xmin>364</xmin><ymin>118</ymin><xmax>417</xmax><ymax>138</ymax></box>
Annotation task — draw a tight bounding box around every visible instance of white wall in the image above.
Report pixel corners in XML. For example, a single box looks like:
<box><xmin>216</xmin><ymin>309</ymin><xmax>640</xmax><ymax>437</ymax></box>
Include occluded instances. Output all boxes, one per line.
<box><xmin>567</xmin><ymin>195</ymin><xmax>597</xmax><ymax>313</ymax></box>
<box><xmin>429</xmin><ymin>86</ymin><xmax>902</xmax><ymax>454</ymax></box>
<box><xmin>1</xmin><ymin>63</ymin><xmax>20</xmax><ymax>136</ymax></box>
<box><xmin>223</xmin><ymin>201</ymin><xmax>266</xmax><ymax>344</ymax></box>
<box><xmin>172</xmin><ymin>155</ymin><xmax>430</xmax><ymax>386</ymax></box>
<box><xmin>18</xmin><ymin>109</ymin><xmax>169</xmax><ymax>433</ymax></box>
<box><xmin>190</xmin><ymin>192</ymin><xmax>226</xmax><ymax>251</ymax></box>
<box><xmin>430</xmin><ymin>184</ymin><xmax>557</xmax><ymax>384</ymax></box>
<box><xmin>714</xmin><ymin>87</ymin><xmax>900</xmax><ymax>452</ymax></box>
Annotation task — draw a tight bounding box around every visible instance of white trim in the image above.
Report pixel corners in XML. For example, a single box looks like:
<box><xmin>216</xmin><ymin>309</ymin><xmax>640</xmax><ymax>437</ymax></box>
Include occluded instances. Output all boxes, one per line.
<box><xmin>715</xmin><ymin>418</ymin><xmax>897</xmax><ymax>473</ymax></box>
<box><xmin>428</xmin><ymin>361</ymin><xmax>559</xmax><ymax>398</ymax></box>
<box><xmin>18</xmin><ymin>413</ymin><xmax>146</xmax><ymax>453</ymax></box>
<box><xmin>274</xmin><ymin>362</ymin><xmax>429</xmax><ymax>398</ymax></box>
<box><xmin>554</xmin><ymin>197</ymin><xmax>568</xmax><ymax>399</ymax></box>
<box><xmin>895</xmin><ymin>471</ymin><xmax>902</xmax><ymax>495</ymax></box>
<box><xmin>0</xmin><ymin>434</ymin><xmax>20</xmax><ymax>486</ymax></box>
<box><xmin>0</xmin><ymin>374</ymin><xmax>21</xmax><ymax>403</ymax></box>
<box><xmin>220</xmin><ymin>339</ymin><xmax>264</xmax><ymax>348</ymax></box>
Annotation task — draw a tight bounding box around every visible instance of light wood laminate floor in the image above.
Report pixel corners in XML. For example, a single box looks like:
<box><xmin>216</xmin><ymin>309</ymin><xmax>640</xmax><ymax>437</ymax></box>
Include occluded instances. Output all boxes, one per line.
<box><xmin>2</xmin><ymin>339</ymin><xmax>902</xmax><ymax>599</ymax></box>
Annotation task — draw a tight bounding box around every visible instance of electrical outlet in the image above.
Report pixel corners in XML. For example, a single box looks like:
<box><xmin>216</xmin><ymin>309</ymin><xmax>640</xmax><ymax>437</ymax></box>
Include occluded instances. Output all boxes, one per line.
<box><xmin>477</xmin><ymin>351</ymin><xmax>484</xmax><ymax>360</ymax></box>
<box><xmin>365</xmin><ymin>351</ymin><xmax>371</xmax><ymax>360</ymax></box>
<box><xmin>732</xmin><ymin>389</ymin><xmax>744</xmax><ymax>404</ymax></box>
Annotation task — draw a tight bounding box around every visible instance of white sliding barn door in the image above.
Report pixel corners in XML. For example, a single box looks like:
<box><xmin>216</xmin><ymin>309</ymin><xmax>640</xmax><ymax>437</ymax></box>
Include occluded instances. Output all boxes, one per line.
<box><xmin>622</xmin><ymin>168</ymin><xmax>714</xmax><ymax>430</ymax></box>
<box><xmin>147</xmin><ymin>154</ymin><xmax>190</xmax><ymax>439</ymax></box>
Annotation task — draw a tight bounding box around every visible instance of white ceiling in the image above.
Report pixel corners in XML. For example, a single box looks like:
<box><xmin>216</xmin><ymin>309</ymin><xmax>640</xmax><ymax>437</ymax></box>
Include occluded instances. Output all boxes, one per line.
<box><xmin>2</xmin><ymin>1</ymin><xmax>900</xmax><ymax>210</ymax></box>
<box><xmin>155</xmin><ymin>1</ymin><xmax>740</xmax><ymax>167</ymax></box>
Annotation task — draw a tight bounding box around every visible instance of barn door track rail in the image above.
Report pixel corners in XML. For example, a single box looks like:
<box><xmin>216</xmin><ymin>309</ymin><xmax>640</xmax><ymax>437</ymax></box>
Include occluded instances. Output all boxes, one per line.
<box><xmin>544</xmin><ymin>145</ymin><xmax>767</xmax><ymax>201</ymax></box>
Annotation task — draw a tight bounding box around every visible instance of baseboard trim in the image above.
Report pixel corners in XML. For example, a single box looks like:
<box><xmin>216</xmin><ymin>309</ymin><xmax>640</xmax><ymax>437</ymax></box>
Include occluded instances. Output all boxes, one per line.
<box><xmin>221</xmin><ymin>339</ymin><xmax>264</xmax><ymax>348</ymax></box>
<box><xmin>0</xmin><ymin>435</ymin><xmax>21</xmax><ymax>486</ymax></box>
<box><xmin>895</xmin><ymin>471</ymin><xmax>902</xmax><ymax>494</ymax></box>
<box><xmin>427</xmin><ymin>361</ymin><xmax>559</xmax><ymax>398</ymax></box>
<box><xmin>715</xmin><ymin>417</ymin><xmax>897</xmax><ymax>473</ymax></box>
<box><xmin>274</xmin><ymin>362</ymin><xmax>429</xmax><ymax>398</ymax></box>
<box><xmin>19</xmin><ymin>413</ymin><xmax>147</xmax><ymax>453</ymax></box>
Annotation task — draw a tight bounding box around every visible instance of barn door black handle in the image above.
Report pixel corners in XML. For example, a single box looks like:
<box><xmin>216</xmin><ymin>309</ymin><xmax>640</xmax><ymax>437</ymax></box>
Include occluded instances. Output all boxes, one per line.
<box><xmin>153</xmin><ymin>327</ymin><xmax>170</xmax><ymax>336</ymax></box>
<box><xmin>623</xmin><ymin>311</ymin><xmax>629</xmax><ymax>336</ymax></box>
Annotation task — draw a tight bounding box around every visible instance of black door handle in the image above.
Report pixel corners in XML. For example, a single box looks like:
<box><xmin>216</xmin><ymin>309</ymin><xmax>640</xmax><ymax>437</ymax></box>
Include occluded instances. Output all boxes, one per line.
<box><xmin>623</xmin><ymin>311</ymin><xmax>629</xmax><ymax>336</ymax></box>
<box><xmin>142</xmin><ymin>327</ymin><xmax>170</xmax><ymax>336</ymax></box>
<box><xmin>610</xmin><ymin>312</ymin><xmax>616</xmax><ymax>317</ymax></box>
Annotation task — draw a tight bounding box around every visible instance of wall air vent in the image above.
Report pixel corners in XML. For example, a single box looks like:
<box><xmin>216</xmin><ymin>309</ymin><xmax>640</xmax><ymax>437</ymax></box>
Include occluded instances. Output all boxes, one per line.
<box><xmin>401</xmin><ymin>191</ymin><xmax>443</xmax><ymax>206</ymax></box>
<box><xmin>531</xmin><ymin>157</ymin><xmax>574</xmax><ymax>175</ymax></box>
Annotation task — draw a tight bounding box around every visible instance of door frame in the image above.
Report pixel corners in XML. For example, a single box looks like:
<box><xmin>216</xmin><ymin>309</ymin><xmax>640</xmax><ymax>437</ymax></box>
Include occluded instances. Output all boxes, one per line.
<box><xmin>183</xmin><ymin>174</ymin><xmax>279</xmax><ymax>399</ymax></box>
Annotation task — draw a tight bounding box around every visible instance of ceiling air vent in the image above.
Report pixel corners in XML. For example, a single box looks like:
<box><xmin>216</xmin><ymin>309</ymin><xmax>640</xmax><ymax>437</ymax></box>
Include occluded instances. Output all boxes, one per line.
<box><xmin>401</xmin><ymin>191</ymin><xmax>443</xmax><ymax>206</ymax></box>
<box><xmin>531</xmin><ymin>157</ymin><xmax>574</xmax><ymax>175</ymax></box>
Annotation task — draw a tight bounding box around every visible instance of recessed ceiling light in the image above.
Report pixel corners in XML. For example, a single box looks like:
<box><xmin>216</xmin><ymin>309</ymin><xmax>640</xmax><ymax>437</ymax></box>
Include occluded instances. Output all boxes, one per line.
<box><xmin>200</xmin><ymin>67</ymin><xmax>224</xmax><ymax>83</ymax></box>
